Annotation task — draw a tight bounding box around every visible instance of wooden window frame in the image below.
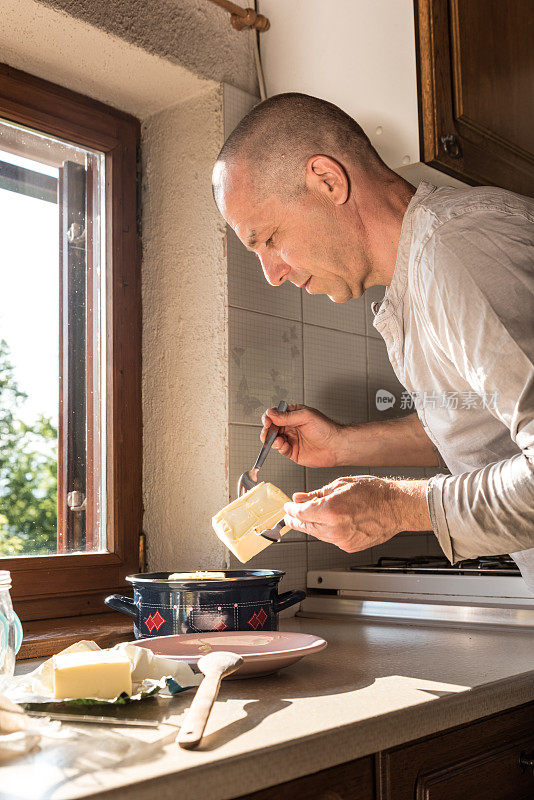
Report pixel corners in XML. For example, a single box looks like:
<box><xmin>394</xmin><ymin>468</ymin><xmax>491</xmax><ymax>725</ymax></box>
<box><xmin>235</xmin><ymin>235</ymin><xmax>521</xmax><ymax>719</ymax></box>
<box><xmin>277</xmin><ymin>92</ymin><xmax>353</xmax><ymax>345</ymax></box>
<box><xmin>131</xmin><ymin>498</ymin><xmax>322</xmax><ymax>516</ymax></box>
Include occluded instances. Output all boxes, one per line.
<box><xmin>0</xmin><ymin>64</ymin><xmax>141</xmax><ymax>621</ymax></box>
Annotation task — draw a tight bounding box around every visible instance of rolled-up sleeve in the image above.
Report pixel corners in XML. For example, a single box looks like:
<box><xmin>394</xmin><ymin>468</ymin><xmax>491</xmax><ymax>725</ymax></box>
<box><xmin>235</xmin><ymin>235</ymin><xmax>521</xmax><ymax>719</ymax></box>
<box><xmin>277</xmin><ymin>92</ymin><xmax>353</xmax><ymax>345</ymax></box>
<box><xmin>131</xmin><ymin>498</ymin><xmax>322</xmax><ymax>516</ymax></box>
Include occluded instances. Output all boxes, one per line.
<box><xmin>418</xmin><ymin>209</ymin><xmax>534</xmax><ymax>561</ymax></box>
<box><xmin>428</xmin><ymin>456</ymin><xmax>534</xmax><ymax>561</ymax></box>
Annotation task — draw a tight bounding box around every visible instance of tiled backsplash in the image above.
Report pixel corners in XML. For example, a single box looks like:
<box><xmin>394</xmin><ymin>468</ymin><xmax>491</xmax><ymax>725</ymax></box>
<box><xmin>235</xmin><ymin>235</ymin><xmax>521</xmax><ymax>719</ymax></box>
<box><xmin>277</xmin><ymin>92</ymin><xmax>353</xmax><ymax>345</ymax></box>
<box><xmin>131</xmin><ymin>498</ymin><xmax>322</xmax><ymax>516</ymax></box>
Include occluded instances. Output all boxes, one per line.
<box><xmin>223</xmin><ymin>84</ymin><xmax>441</xmax><ymax>596</ymax></box>
<box><xmin>229</xmin><ymin>307</ymin><xmax>303</xmax><ymax>425</ymax></box>
<box><xmin>302</xmin><ymin>291</ymin><xmax>365</xmax><ymax>334</ymax></box>
<box><xmin>303</xmin><ymin>325</ymin><xmax>367</xmax><ymax>424</ymax></box>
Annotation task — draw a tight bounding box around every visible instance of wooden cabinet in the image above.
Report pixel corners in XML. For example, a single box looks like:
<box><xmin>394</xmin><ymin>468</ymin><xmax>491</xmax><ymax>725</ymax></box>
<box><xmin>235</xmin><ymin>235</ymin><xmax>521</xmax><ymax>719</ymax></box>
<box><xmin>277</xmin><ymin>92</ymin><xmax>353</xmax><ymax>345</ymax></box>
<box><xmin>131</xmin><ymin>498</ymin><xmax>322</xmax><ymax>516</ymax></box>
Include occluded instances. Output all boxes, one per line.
<box><xmin>378</xmin><ymin>702</ymin><xmax>534</xmax><ymax>800</ymax></box>
<box><xmin>237</xmin><ymin>703</ymin><xmax>534</xmax><ymax>800</ymax></box>
<box><xmin>415</xmin><ymin>0</ymin><xmax>534</xmax><ymax>196</ymax></box>
<box><xmin>236</xmin><ymin>755</ymin><xmax>375</xmax><ymax>800</ymax></box>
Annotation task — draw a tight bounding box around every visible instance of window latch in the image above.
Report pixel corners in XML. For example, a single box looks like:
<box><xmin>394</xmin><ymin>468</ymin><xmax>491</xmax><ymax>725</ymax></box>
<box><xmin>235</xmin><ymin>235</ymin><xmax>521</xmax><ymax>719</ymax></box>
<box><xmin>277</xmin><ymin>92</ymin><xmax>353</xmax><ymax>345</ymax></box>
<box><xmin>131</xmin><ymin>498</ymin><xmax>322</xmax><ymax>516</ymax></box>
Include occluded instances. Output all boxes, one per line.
<box><xmin>67</xmin><ymin>222</ymin><xmax>85</xmax><ymax>244</ymax></box>
<box><xmin>67</xmin><ymin>491</ymin><xmax>87</xmax><ymax>512</ymax></box>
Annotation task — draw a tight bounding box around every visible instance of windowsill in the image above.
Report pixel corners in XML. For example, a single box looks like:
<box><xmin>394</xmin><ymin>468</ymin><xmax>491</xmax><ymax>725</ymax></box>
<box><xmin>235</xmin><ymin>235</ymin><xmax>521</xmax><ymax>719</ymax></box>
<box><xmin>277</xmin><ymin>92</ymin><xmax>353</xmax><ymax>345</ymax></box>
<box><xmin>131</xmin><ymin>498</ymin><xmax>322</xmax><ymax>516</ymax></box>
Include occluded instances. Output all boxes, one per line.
<box><xmin>17</xmin><ymin>612</ymin><xmax>135</xmax><ymax>660</ymax></box>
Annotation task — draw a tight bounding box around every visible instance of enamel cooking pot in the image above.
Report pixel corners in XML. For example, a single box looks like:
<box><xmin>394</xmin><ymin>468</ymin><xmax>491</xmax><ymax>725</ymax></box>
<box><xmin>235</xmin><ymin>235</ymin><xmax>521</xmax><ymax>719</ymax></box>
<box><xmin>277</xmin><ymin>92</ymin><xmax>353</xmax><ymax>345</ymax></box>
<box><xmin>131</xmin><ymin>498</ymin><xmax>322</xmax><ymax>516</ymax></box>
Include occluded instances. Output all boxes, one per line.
<box><xmin>105</xmin><ymin>570</ymin><xmax>305</xmax><ymax>638</ymax></box>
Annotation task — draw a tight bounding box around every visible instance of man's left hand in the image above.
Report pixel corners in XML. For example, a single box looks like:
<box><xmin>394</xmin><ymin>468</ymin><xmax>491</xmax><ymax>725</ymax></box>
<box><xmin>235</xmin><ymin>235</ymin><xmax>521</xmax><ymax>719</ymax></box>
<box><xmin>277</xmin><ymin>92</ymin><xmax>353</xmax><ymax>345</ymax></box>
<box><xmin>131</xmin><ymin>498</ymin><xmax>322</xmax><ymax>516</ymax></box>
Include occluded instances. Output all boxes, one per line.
<box><xmin>283</xmin><ymin>476</ymin><xmax>432</xmax><ymax>552</ymax></box>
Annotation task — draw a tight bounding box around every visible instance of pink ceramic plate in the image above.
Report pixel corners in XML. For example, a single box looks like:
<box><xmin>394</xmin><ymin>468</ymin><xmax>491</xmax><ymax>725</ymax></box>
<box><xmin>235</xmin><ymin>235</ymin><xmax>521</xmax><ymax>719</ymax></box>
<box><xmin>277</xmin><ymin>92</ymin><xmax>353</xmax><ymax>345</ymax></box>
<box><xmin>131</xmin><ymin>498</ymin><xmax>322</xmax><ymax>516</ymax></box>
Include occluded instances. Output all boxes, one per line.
<box><xmin>133</xmin><ymin>631</ymin><xmax>327</xmax><ymax>677</ymax></box>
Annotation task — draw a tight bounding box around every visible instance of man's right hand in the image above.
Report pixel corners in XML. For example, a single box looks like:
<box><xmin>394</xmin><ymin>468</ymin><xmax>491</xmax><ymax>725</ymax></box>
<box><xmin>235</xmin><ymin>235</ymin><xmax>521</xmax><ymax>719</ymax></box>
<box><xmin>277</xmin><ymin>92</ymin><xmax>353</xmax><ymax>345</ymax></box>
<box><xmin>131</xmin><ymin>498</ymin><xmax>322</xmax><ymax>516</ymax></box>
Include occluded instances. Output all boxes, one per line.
<box><xmin>260</xmin><ymin>404</ymin><xmax>343</xmax><ymax>468</ymax></box>
<box><xmin>260</xmin><ymin>409</ymin><xmax>441</xmax><ymax>469</ymax></box>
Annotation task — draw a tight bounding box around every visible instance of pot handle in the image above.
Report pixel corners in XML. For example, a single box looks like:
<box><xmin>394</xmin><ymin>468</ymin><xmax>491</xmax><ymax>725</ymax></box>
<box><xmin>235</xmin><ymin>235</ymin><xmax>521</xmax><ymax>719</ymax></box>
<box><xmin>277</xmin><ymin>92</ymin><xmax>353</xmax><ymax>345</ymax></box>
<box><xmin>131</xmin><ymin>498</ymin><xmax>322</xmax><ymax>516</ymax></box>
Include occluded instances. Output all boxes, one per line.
<box><xmin>274</xmin><ymin>589</ymin><xmax>306</xmax><ymax>614</ymax></box>
<box><xmin>104</xmin><ymin>594</ymin><xmax>137</xmax><ymax>619</ymax></box>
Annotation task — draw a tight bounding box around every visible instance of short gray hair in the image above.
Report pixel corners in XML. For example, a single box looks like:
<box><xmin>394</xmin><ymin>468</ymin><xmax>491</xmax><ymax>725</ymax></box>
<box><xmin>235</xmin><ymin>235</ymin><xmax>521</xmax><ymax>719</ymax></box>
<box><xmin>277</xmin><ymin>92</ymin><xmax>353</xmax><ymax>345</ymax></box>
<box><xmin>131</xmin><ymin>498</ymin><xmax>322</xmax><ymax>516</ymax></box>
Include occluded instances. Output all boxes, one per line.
<box><xmin>213</xmin><ymin>92</ymin><xmax>379</xmax><ymax>203</ymax></box>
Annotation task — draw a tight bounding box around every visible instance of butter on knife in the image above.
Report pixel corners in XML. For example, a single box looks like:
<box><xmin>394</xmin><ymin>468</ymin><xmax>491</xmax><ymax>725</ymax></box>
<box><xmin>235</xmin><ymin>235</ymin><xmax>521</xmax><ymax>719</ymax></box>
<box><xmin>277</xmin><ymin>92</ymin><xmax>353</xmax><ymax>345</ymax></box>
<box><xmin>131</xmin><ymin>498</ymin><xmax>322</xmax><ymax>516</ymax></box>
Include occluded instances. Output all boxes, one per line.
<box><xmin>212</xmin><ymin>482</ymin><xmax>291</xmax><ymax>563</ymax></box>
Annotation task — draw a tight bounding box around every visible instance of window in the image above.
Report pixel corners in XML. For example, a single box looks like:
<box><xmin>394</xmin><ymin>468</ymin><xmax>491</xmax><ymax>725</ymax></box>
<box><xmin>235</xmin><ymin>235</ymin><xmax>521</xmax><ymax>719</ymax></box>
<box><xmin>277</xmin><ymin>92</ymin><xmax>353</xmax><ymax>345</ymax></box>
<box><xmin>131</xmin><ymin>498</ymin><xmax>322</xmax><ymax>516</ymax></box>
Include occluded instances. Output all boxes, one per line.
<box><xmin>0</xmin><ymin>64</ymin><xmax>141</xmax><ymax>621</ymax></box>
<box><xmin>0</xmin><ymin>122</ymin><xmax>106</xmax><ymax>556</ymax></box>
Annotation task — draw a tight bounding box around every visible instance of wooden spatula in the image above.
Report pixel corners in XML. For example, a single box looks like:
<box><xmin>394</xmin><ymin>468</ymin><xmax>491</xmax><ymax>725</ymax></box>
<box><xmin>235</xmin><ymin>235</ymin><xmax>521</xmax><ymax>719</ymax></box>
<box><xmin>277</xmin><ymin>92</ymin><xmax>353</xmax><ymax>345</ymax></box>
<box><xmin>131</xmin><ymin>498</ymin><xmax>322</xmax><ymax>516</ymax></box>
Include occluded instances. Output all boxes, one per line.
<box><xmin>178</xmin><ymin>651</ymin><xmax>243</xmax><ymax>749</ymax></box>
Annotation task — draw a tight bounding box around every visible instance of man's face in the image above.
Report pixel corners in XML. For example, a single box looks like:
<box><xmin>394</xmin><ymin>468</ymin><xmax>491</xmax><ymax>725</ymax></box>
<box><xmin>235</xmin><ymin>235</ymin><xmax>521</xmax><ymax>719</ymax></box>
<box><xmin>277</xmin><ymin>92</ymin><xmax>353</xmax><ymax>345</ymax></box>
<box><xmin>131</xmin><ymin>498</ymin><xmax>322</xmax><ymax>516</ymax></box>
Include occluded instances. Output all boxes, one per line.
<box><xmin>214</xmin><ymin>161</ymin><xmax>368</xmax><ymax>303</ymax></box>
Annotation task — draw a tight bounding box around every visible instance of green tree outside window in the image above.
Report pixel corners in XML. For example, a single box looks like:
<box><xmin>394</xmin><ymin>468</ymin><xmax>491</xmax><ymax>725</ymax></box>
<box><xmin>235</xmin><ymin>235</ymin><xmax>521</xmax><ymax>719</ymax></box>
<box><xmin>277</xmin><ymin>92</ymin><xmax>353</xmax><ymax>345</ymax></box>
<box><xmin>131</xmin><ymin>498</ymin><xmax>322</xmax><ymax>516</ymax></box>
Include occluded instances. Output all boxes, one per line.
<box><xmin>0</xmin><ymin>339</ymin><xmax>57</xmax><ymax>555</ymax></box>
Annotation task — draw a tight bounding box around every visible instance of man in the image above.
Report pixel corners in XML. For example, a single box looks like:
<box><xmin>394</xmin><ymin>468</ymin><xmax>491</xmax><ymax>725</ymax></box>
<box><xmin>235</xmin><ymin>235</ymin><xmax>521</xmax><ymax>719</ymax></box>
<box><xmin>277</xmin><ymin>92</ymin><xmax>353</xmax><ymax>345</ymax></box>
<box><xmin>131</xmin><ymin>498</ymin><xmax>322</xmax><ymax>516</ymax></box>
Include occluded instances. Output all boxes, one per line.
<box><xmin>212</xmin><ymin>93</ymin><xmax>534</xmax><ymax>587</ymax></box>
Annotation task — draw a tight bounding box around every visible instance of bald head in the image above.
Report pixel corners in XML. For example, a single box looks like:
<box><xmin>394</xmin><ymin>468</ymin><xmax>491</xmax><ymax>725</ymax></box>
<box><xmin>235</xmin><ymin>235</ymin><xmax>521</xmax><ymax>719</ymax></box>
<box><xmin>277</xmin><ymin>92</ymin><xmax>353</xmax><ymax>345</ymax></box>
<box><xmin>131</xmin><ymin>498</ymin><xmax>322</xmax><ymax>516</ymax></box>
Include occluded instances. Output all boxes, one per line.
<box><xmin>213</xmin><ymin>92</ymin><xmax>381</xmax><ymax>208</ymax></box>
<box><xmin>212</xmin><ymin>92</ymin><xmax>413</xmax><ymax>302</ymax></box>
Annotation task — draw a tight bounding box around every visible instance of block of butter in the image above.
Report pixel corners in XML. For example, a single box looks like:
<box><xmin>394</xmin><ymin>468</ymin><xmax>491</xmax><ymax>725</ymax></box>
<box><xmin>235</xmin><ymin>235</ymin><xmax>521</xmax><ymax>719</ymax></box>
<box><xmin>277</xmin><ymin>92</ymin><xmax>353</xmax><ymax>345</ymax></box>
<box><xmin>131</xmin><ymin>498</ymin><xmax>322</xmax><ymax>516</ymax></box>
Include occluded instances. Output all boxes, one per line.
<box><xmin>168</xmin><ymin>572</ymin><xmax>227</xmax><ymax>580</ymax></box>
<box><xmin>212</xmin><ymin>481</ymin><xmax>291</xmax><ymax>563</ymax></box>
<box><xmin>53</xmin><ymin>649</ymin><xmax>132</xmax><ymax>699</ymax></box>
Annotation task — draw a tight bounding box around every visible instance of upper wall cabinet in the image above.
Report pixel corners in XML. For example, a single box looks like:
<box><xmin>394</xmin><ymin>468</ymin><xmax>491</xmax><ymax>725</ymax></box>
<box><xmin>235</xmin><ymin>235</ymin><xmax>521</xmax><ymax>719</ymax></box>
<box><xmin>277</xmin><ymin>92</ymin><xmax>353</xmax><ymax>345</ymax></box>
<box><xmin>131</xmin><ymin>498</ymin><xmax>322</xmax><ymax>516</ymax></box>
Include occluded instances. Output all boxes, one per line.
<box><xmin>416</xmin><ymin>0</ymin><xmax>534</xmax><ymax>196</ymax></box>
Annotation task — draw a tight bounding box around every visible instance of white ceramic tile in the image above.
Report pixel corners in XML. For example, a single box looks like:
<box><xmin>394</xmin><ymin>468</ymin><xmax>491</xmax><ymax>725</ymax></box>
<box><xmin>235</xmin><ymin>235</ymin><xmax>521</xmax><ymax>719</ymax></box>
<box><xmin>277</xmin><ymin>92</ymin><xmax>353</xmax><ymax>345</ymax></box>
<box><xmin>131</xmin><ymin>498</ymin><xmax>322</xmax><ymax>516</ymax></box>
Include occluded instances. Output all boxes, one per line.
<box><xmin>227</xmin><ymin>226</ymin><xmax>302</xmax><ymax>320</ymax></box>
<box><xmin>229</xmin><ymin>308</ymin><xmax>303</xmax><ymax>424</ymax></box>
<box><xmin>228</xmin><ymin>541</ymin><xmax>307</xmax><ymax>615</ymax></box>
<box><xmin>229</xmin><ymin>424</ymin><xmax>305</xmax><ymax>540</ymax></box>
<box><xmin>307</xmin><ymin>540</ymin><xmax>372</xmax><ymax>571</ymax></box>
<box><xmin>223</xmin><ymin>83</ymin><xmax>258</xmax><ymax>138</ymax></box>
<box><xmin>303</xmin><ymin>325</ymin><xmax>367</xmax><ymax>425</ymax></box>
<box><xmin>364</xmin><ymin>285</ymin><xmax>386</xmax><ymax>339</ymax></box>
<box><xmin>308</xmin><ymin>533</ymin><xmax>440</xmax><ymax>572</ymax></box>
<box><xmin>372</xmin><ymin>532</ymin><xmax>429</xmax><ymax>562</ymax></box>
<box><xmin>302</xmin><ymin>292</ymin><xmax>365</xmax><ymax>335</ymax></box>
<box><xmin>366</xmin><ymin>336</ymin><xmax>409</xmax><ymax>422</ymax></box>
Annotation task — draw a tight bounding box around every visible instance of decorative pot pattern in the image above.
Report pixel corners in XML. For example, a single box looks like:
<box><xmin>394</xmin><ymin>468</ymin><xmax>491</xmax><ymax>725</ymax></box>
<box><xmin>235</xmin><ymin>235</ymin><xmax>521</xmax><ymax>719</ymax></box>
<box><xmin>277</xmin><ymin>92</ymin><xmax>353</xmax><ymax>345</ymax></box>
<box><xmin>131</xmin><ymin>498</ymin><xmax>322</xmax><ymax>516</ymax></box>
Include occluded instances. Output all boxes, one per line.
<box><xmin>105</xmin><ymin>570</ymin><xmax>305</xmax><ymax>638</ymax></box>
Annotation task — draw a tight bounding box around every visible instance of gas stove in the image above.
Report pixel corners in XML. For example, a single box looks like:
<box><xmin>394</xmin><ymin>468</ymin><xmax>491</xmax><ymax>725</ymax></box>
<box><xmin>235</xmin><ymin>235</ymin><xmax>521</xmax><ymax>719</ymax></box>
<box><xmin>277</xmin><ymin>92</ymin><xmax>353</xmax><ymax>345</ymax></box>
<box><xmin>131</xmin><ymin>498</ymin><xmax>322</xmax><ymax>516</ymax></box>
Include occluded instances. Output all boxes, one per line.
<box><xmin>300</xmin><ymin>555</ymin><xmax>534</xmax><ymax>630</ymax></box>
<box><xmin>352</xmin><ymin>554</ymin><xmax>520</xmax><ymax>575</ymax></box>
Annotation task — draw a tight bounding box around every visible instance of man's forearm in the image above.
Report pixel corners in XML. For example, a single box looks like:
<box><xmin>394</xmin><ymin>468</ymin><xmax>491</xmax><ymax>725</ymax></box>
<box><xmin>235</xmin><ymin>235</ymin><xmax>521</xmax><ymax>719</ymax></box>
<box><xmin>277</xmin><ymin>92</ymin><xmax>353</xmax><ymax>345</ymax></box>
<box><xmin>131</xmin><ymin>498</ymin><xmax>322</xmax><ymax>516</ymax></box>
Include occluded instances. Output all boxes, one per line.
<box><xmin>334</xmin><ymin>413</ymin><xmax>440</xmax><ymax>468</ymax></box>
<box><xmin>394</xmin><ymin>479</ymin><xmax>432</xmax><ymax>531</ymax></box>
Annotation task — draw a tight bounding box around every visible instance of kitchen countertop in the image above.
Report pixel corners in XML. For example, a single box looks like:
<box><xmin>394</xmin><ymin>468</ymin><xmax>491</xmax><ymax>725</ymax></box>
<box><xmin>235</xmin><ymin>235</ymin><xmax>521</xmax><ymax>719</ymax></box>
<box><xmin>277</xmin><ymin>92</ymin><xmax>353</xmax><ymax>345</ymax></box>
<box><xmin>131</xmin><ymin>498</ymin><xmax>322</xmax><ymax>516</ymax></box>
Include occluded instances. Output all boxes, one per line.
<box><xmin>4</xmin><ymin>615</ymin><xmax>534</xmax><ymax>800</ymax></box>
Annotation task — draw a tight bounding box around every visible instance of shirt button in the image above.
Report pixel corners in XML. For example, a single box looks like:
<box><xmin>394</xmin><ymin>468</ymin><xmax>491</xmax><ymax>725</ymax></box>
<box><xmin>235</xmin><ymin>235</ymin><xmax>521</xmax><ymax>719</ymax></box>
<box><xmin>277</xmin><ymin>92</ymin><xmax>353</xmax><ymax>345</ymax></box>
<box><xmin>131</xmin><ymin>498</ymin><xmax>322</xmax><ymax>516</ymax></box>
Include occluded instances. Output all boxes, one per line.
<box><xmin>371</xmin><ymin>300</ymin><xmax>386</xmax><ymax>316</ymax></box>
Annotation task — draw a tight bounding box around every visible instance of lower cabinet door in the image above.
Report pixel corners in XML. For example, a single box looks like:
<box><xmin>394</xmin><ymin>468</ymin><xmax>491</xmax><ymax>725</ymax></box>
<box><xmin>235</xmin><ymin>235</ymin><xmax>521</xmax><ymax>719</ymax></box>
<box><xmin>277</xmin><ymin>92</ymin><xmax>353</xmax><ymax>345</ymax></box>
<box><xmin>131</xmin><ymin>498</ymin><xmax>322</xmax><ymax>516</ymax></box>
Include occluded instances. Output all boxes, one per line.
<box><xmin>416</xmin><ymin>741</ymin><xmax>534</xmax><ymax>799</ymax></box>
<box><xmin>235</xmin><ymin>755</ymin><xmax>375</xmax><ymax>800</ymax></box>
<box><xmin>378</xmin><ymin>702</ymin><xmax>534</xmax><ymax>800</ymax></box>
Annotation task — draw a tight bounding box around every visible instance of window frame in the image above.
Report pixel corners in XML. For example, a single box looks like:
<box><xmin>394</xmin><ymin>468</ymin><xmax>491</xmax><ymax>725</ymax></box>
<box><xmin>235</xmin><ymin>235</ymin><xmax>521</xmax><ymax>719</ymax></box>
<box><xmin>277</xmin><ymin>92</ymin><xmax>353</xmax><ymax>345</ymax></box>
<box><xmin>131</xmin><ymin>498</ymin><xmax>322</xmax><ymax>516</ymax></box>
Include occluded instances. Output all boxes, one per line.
<box><xmin>0</xmin><ymin>64</ymin><xmax>142</xmax><ymax>621</ymax></box>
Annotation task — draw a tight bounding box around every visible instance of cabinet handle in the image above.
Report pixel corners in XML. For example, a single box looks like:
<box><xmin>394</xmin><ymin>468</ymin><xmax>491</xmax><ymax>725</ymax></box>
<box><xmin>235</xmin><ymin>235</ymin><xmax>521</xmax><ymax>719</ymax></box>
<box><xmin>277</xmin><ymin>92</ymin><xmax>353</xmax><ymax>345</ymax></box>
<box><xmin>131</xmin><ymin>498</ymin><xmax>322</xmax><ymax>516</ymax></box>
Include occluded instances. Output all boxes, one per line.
<box><xmin>441</xmin><ymin>133</ymin><xmax>462</xmax><ymax>159</ymax></box>
<box><xmin>519</xmin><ymin>751</ymin><xmax>534</xmax><ymax>774</ymax></box>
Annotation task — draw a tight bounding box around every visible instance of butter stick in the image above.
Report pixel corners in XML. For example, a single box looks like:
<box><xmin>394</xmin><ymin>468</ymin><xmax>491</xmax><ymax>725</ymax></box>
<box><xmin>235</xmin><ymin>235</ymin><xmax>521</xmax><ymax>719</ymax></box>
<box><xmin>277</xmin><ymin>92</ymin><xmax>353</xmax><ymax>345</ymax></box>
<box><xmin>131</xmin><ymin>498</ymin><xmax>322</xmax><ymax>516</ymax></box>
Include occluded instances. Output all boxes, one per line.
<box><xmin>168</xmin><ymin>572</ymin><xmax>226</xmax><ymax>580</ymax></box>
<box><xmin>212</xmin><ymin>482</ymin><xmax>291</xmax><ymax>563</ymax></box>
<box><xmin>53</xmin><ymin>649</ymin><xmax>132</xmax><ymax>700</ymax></box>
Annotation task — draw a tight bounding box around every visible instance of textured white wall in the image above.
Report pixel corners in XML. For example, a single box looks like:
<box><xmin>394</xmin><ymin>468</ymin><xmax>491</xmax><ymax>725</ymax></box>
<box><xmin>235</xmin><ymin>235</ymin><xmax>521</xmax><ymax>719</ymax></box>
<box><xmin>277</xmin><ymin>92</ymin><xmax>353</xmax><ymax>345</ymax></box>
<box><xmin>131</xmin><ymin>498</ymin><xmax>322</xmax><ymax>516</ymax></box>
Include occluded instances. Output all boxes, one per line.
<box><xmin>0</xmin><ymin>0</ymin><xmax>212</xmax><ymax>117</ymax></box>
<box><xmin>2</xmin><ymin>1</ymin><xmax>237</xmax><ymax>570</ymax></box>
<box><xmin>142</xmin><ymin>87</ymin><xmax>229</xmax><ymax>571</ymax></box>
<box><xmin>33</xmin><ymin>0</ymin><xmax>258</xmax><ymax>95</ymax></box>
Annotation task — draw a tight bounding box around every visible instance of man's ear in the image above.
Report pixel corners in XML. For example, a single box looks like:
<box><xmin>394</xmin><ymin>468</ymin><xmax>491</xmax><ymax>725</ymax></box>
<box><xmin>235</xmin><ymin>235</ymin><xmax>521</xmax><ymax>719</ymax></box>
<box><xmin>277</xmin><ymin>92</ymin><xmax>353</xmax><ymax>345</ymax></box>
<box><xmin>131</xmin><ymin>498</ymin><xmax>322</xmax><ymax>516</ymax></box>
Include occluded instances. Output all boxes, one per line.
<box><xmin>305</xmin><ymin>155</ymin><xmax>349</xmax><ymax>204</ymax></box>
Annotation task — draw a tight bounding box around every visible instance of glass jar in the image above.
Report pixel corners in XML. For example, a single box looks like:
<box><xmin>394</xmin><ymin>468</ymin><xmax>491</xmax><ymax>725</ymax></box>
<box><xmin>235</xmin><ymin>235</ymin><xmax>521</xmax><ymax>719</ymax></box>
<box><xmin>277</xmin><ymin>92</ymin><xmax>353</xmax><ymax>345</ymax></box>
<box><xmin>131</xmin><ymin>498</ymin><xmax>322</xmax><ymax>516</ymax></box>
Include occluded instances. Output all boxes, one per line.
<box><xmin>0</xmin><ymin>570</ymin><xmax>23</xmax><ymax>680</ymax></box>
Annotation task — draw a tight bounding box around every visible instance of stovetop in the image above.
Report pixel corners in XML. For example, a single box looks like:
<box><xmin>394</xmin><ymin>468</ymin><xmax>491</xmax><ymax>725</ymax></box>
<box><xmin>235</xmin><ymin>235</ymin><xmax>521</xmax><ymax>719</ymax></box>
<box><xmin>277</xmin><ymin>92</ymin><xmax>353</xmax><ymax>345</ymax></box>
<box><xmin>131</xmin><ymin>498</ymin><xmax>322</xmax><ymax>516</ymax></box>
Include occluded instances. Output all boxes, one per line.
<box><xmin>350</xmin><ymin>554</ymin><xmax>520</xmax><ymax>576</ymax></box>
<box><xmin>303</xmin><ymin>553</ymin><xmax>534</xmax><ymax>629</ymax></box>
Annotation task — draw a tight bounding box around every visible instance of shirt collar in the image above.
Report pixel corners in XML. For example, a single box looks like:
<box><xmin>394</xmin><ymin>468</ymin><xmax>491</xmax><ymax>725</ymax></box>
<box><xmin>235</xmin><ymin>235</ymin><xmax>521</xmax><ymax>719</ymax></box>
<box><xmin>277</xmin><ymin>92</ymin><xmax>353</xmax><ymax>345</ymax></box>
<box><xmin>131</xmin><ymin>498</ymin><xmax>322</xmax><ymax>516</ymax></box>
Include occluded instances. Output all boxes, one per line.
<box><xmin>372</xmin><ymin>181</ymin><xmax>436</xmax><ymax>324</ymax></box>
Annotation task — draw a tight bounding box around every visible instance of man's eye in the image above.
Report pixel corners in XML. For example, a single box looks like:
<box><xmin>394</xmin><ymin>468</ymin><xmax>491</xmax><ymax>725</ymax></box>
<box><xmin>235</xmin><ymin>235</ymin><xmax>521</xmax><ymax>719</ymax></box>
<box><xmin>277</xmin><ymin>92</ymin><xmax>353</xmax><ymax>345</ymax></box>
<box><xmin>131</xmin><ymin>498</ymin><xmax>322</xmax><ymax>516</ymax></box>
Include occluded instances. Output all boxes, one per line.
<box><xmin>265</xmin><ymin>235</ymin><xmax>274</xmax><ymax>247</ymax></box>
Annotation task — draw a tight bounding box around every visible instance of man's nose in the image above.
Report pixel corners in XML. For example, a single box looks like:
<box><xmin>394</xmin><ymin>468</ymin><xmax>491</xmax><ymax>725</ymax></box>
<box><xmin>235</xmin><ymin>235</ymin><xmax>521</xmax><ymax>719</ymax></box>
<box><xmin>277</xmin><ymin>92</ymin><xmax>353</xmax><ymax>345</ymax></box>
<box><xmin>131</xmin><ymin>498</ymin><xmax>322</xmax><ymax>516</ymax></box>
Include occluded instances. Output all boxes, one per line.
<box><xmin>260</xmin><ymin>252</ymin><xmax>291</xmax><ymax>286</ymax></box>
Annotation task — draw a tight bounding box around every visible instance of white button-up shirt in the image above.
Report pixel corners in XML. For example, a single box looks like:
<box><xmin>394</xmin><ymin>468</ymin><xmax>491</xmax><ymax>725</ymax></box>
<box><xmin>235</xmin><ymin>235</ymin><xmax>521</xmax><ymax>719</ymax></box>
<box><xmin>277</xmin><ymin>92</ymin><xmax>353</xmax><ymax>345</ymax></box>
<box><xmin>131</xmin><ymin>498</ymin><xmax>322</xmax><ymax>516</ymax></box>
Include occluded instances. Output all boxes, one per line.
<box><xmin>373</xmin><ymin>181</ymin><xmax>534</xmax><ymax>587</ymax></box>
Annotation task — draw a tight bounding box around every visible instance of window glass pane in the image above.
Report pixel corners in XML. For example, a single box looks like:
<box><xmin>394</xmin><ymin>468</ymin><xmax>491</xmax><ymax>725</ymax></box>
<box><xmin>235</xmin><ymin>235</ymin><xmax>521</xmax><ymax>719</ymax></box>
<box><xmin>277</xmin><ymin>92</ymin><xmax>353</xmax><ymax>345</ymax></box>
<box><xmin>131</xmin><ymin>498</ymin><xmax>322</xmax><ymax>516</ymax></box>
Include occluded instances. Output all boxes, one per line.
<box><xmin>0</xmin><ymin>119</ymin><xmax>106</xmax><ymax>556</ymax></box>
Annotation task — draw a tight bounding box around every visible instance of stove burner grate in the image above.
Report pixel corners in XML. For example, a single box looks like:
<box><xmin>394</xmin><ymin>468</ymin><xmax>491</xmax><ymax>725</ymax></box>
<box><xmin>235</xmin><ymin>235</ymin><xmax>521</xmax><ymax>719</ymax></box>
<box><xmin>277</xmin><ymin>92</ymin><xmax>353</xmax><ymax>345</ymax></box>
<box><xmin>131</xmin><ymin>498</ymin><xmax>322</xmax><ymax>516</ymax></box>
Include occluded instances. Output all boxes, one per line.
<box><xmin>350</xmin><ymin>554</ymin><xmax>520</xmax><ymax>575</ymax></box>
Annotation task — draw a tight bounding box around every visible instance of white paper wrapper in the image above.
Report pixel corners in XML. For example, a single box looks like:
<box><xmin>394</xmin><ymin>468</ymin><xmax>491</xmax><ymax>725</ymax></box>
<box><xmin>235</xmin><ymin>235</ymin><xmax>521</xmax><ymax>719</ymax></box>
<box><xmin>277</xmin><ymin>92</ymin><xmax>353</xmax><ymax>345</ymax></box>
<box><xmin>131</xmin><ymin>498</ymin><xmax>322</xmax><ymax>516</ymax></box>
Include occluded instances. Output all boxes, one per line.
<box><xmin>4</xmin><ymin>640</ymin><xmax>201</xmax><ymax>705</ymax></box>
<box><xmin>0</xmin><ymin>692</ymin><xmax>66</xmax><ymax>763</ymax></box>
<box><xmin>0</xmin><ymin>689</ymin><xmax>180</xmax><ymax>767</ymax></box>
